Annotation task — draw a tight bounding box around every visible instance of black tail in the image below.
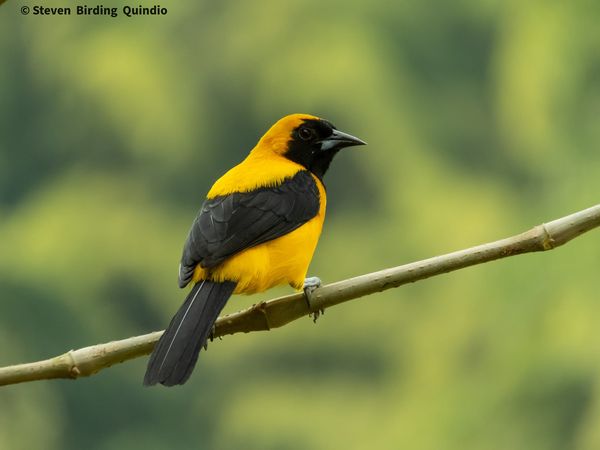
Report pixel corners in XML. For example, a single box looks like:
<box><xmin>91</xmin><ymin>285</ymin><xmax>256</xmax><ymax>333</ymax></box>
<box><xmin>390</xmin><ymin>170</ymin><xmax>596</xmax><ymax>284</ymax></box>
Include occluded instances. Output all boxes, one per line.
<box><xmin>144</xmin><ymin>280</ymin><xmax>236</xmax><ymax>386</ymax></box>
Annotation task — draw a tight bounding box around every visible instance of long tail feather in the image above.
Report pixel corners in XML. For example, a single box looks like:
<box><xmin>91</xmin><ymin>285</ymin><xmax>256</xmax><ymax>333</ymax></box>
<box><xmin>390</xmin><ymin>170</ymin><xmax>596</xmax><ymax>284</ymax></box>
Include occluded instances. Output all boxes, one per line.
<box><xmin>144</xmin><ymin>280</ymin><xmax>236</xmax><ymax>386</ymax></box>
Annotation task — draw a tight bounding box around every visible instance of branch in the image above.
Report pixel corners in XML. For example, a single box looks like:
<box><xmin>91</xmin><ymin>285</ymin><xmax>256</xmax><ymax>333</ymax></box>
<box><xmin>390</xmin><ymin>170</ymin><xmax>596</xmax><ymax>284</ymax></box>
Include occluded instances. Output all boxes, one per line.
<box><xmin>1</xmin><ymin>204</ymin><xmax>599</xmax><ymax>387</ymax></box>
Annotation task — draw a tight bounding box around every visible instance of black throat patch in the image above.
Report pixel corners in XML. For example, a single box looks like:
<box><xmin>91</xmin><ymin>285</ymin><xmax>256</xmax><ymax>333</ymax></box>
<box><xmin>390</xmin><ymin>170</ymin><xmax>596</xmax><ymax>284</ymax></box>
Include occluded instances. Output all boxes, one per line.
<box><xmin>284</xmin><ymin>119</ymin><xmax>338</xmax><ymax>180</ymax></box>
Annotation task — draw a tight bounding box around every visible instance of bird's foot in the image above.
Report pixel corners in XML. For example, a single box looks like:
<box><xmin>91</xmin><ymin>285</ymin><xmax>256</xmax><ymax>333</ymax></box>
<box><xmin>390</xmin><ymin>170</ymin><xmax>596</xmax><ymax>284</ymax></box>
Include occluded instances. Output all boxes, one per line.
<box><xmin>303</xmin><ymin>276</ymin><xmax>325</xmax><ymax>323</ymax></box>
<box><xmin>207</xmin><ymin>324</ymin><xmax>223</xmax><ymax>346</ymax></box>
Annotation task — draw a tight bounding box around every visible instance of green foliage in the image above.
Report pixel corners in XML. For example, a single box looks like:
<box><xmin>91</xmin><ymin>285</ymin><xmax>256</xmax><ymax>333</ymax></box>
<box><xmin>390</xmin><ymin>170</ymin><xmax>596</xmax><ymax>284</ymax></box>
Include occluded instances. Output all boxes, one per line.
<box><xmin>1</xmin><ymin>0</ymin><xmax>600</xmax><ymax>448</ymax></box>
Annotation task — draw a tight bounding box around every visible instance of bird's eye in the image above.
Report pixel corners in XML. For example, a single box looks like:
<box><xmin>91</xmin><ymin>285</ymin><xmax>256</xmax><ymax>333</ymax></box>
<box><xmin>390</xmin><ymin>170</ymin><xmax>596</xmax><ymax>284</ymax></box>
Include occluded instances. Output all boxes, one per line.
<box><xmin>298</xmin><ymin>127</ymin><xmax>313</xmax><ymax>141</ymax></box>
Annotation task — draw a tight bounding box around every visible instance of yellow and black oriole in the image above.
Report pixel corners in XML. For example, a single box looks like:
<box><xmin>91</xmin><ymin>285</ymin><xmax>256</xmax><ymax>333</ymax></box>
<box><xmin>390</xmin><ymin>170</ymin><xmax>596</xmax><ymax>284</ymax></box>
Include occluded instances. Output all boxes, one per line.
<box><xmin>144</xmin><ymin>114</ymin><xmax>366</xmax><ymax>386</ymax></box>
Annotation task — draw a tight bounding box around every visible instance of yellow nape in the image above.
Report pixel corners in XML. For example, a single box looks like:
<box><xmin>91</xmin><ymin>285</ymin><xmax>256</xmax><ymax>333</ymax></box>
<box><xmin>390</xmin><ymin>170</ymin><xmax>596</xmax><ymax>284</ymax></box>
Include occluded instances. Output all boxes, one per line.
<box><xmin>207</xmin><ymin>113</ymin><xmax>320</xmax><ymax>198</ymax></box>
<box><xmin>255</xmin><ymin>113</ymin><xmax>320</xmax><ymax>156</ymax></box>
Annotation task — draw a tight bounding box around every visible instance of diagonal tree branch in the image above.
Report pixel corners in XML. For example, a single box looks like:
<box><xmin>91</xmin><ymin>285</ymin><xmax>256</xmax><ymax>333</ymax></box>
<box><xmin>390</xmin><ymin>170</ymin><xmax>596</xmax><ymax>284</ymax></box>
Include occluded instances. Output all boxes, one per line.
<box><xmin>1</xmin><ymin>204</ymin><xmax>599</xmax><ymax>387</ymax></box>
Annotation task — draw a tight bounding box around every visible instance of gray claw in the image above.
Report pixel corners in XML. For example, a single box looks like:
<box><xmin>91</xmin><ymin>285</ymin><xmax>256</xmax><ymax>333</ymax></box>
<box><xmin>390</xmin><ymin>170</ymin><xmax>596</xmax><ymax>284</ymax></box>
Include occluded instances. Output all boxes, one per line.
<box><xmin>303</xmin><ymin>276</ymin><xmax>322</xmax><ymax>290</ymax></box>
<box><xmin>303</xmin><ymin>276</ymin><xmax>324</xmax><ymax>322</ymax></box>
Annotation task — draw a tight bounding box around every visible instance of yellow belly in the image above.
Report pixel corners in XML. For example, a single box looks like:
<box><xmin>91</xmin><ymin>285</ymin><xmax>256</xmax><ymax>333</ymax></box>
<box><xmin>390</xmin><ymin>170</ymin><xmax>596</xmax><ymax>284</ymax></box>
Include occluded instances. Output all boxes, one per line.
<box><xmin>192</xmin><ymin>174</ymin><xmax>327</xmax><ymax>295</ymax></box>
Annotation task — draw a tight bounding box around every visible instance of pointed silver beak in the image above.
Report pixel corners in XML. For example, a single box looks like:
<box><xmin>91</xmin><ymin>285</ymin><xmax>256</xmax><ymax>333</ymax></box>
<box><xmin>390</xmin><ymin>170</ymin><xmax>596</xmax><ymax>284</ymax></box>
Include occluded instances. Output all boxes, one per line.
<box><xmin>319</xmin><ymin>129</ymin><xmax>367</xmax><ymax>151</ymax></box>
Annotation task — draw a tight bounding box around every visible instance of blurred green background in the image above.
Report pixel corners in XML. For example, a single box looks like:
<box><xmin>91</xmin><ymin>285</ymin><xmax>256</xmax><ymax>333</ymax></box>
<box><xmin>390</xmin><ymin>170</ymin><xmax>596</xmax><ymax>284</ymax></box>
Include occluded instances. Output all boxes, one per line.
<box><xmin>1</xmin><ymin>0</ymin><xmax>600</xmax><ymax>449</ymax></box>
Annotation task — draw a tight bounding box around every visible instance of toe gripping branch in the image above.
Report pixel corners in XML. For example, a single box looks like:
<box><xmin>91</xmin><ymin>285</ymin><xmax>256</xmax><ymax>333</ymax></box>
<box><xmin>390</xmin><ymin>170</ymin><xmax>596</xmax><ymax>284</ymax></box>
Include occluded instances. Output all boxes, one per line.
<box><xmin>303</xmin><ymin>277</ymin><xmax>325</xmax><ymax>323</ymax></box>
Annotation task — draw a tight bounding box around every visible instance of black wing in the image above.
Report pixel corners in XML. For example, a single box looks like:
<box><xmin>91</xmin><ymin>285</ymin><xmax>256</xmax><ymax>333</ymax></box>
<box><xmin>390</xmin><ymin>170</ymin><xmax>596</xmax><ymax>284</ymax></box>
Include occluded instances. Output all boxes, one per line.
<box><xmin>178</xmin><ymin>170</ymin><xmax>320</xmax><ymax>288</ymax></box>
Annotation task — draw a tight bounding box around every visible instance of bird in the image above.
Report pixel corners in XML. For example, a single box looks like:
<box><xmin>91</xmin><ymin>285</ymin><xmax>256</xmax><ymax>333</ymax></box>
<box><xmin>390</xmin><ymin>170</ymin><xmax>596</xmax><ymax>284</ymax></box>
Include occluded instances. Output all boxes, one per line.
<box><xmin>144</xmin><ymin>113</ymin><xmax>366</xmax><ymax>386</ymax></box>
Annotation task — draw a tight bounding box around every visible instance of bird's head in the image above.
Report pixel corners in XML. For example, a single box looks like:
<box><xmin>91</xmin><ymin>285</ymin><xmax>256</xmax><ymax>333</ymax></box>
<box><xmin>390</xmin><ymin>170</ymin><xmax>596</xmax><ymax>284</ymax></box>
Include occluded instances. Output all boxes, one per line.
<box><xmin>255</xmin><ymin>113</ymin><xmax>366</xmax><ymax>179</ymax></box>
